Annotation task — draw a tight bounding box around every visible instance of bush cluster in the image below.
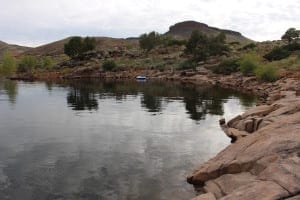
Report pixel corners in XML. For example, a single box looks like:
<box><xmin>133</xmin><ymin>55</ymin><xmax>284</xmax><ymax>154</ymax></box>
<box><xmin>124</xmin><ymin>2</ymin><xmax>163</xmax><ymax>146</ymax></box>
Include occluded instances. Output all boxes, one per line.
<box><xmin>17</xmin><ymin>56</ymin><xmax>37</xmax><ymax>72</ymax></box>
<box><xmin>178</xmin><ymin>60</ymin><xmax>197</xmax><ymax>70</ymax></box>
<box><xmin>139</xmin><ymin>32</ymin><xmax>161</xmax><ymax>52</ymax></box>
<box><xmin>0</xmin><ymin>52</ymin><xmax>16</xmax><ymax>75</ymax></box>
<box><xmin>0</xmin><ymin>54</ymin><xmax>55</xmax><ymax>74</ymax></box>
<box><xmin>281</xmin><ymin>28</ymin><xmax>299</xmax><ymax>43</ymax></box>
<box><xmin>212</xmin><ymin>58</ymin><xmax>240</xmax><ymax>75</ymax></box>
<box><xmin>241</xmin><ymin>43</ymin><xmax>257</xmax><ymax>50</ymax></box>
<box><xmin>102</xmin><ymin>60</ymin><xmax>117</xmax><ymax>71</ymax></box>
<box><xmin>210</xmin><ymin>52</ymin><xmax>279</xmax><ymax>82</ymax></box>
<box><xmin>16</xmin><ymin>56</ymin><xmax>55</xmax><ymax>73</ymax></box>
<box><xmin>185</xmin><ymin>30</ymin><xmax>229</xmax><ymax>62</ymax></box>
<box><xmin>64</xmin><ymin>36</ymin><xmax>96</xmax><ymax>59</ymax></box>
<box><xmin>161</xmin><ymin>36</ymin><xmax>186</xmax><ymax>47</ymax></box>
<box><xmin>139</xmin><ymin>32</ymin><xmax>186</xmax><ymax>52</ymax></box>
<box><xmin>264</xmin><ymin>43</ymin><xmax>300</xmax><ymax>61</ymax></box>
<box><xmin>255</xmin><ymin>64</ymin><xmax>279</xmax><ymax>82</ymax></box>
<box><xmin>264</xmin><ymin>46</ymin><xmax>291</xmax><ymax>61</ymax></box>
<box><xmin>239</xmin><ymin>53</ymin><xmax>260</xmax><ymax>75</ymax></box>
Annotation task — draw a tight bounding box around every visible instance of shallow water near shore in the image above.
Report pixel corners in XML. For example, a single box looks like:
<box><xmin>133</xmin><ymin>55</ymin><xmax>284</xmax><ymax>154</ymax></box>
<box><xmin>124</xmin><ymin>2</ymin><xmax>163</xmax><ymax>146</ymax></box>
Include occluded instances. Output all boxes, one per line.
<box><xmin>0</xmin><ymin>79</ymin><xmax>256</xmax><ymax>200</ymax></box>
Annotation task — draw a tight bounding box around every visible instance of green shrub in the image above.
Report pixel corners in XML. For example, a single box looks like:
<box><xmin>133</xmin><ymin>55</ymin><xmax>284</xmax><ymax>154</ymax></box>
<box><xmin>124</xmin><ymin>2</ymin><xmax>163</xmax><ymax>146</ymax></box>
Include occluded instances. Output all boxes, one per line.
<box><xmin>155</xmin><ymin>63</ymin><xmax>166</xmax><ymax>72</ymax></box>
<box><xmin>82</xmin><ymin>37</ymin><xmax>96</xmax><ymax>52</ymax></box>
<box><xmin>0</xmin><ymin>52</ymin><xmax>16</xmax><ymax>75</ymax></box>
<box><xmin>18</xmin><ymin>56</ymin><xmax>38</xmax><ymax>73</ymax></box>
<box><xmin>102</xmin><ymin>60</ymin><xmax>117</xmax><ymax>71</ymax></box>
<box><xmin>264</xmin><ymin>43</ymin><xmax>300</xmax><ymax>61</ymax></box>
<box><xmin>241</xmin><ymin>43</ymin><xmax>257</xmax><ymax>50</ymax></box>
<box><xmin>264</xmin><ymin>46</ymin><xmax>291</xmax><ymax>61</ymax></box>
<box><xmin>178</xmin><ymin>59</ymin><xmax>197</xmax><ymax>70</ymax></box>
<box><xmin>281</xmin><ymin>28</ymin><xmax>299</xmax><ymax>43</ymax></box>
<box><xmin>229</xmin><ymin>41</ymin><xmax>240</xmax><ymax>45</ymax></box>
<box><xmin>185</xmin><ymin>30</ymin><xmax>208</xmax><ymax>55</ymax></box>
<box><xmin>212</xmin><ymin>58</ymin><xmax>240</xmax><ymax>74</ymax></box>
<box><xmin>185</xmin><ymin>31</ymin><xmax>229</xmax><ymax>62</ymax></box>
<box><xmin>161</xmin><ymin>36</ymin><xmax>186</xmax><ymax>46</ymax></box>
<box><xmin>239</xmin><ymin>53</ymin><xmax>260</xmax><ymax>75</ymax></box>
<box><xmin>297</xmin><ymin>53</ymin><xmax>300</xmax><ymax>61</ymax></box>
<box><xmin>143</xmin><ymin>58</ymin><xmax>152</xmax><ymax>64</ymax></box>
<box><xmin>41</xmin><ymin>56</ymin><xmax>54</xmax><ymax>69</ymax></box>
<box><xmin>284</xmin><ymin>42</ymin><xmax>300</xmax><ymax>51</ymax></box>
<box><xmin>255</xmin><ymin>64</ymin><xmax>279</xmax><ymax>82</ymax></box>
<box><xmin>139</xmin><ymin>31</ymin><xmax>161</xmax><ymax>52</ymax></box>
<box><xmin>64</xmin><ymin>36</ymin><xmax>96</xmax><ymax>59</ymax></box>
<box><xmin>166</xmin><ymin>39</ymin><xmax>186</xmax><ymax>46</ymax></box>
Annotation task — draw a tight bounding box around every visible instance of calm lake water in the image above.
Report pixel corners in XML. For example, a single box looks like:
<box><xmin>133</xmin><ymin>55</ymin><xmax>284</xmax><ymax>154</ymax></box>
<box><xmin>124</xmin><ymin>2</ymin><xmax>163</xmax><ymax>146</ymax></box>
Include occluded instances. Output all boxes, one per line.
<box><xmin>0</xmin><ymin>79</ymin><xmax>256</xmax><ymax>200</ymax></box>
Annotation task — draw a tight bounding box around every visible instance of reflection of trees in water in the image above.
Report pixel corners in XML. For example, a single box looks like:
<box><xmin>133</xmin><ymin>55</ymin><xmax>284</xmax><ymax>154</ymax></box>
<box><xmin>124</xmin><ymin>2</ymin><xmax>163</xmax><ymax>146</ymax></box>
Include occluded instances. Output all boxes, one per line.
<box><xmin>45</xmin><ymin>81</ymin><xmax>54</xmax><ymax>92</ymax></box>
<box><xmin>141</xmin><ymin>94</ymin><xmax>162</xmax><ymax>112</ymax></box>
<box><xmin>62</xmin><ymin>80</ymin><xmax>256</xmax><ymax>120</ymax></box>
<box><xmin>0</xmin><ymin>79</ymin><xmax>18</xmax><ymax>105</ymax></box>
<box><xmin>181</xmin><ymin>86</ymin><xmax>225</xmax><ymax>121</ymax></box>
<box><xmin>67</xmin><ymin>88</ymin><xmax>98</xmax><ymax>111</ymax></box>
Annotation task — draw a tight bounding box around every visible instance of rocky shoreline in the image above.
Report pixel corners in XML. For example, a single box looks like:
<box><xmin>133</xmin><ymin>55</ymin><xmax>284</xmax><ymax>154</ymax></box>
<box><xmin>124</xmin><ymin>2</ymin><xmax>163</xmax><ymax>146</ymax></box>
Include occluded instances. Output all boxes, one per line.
<box><xmin>9</xmin><ymin>69</ymin><xmax>300</xmax><ymax>199</ymax></box>
<box><xmin>10</xmin><ymin>68</ymin><xmax>297</xmax><ymax>98</ymax></box>
<box><xmin>186</xmin><ymin>75</ymin><xmax>300</xmax><ymax>199</ymax></box>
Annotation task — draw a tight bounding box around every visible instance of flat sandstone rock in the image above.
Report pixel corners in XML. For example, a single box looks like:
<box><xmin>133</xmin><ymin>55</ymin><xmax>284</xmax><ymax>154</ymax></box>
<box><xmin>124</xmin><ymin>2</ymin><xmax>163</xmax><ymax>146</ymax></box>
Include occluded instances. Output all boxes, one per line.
<box><xmin>188</xmin><ymin>92</ymin><xmax>300</xmax><ymax>199</ymax></box>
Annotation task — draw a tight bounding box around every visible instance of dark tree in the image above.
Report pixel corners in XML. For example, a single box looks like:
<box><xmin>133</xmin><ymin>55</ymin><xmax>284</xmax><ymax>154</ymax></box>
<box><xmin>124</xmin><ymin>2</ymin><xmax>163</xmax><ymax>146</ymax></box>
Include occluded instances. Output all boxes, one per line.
<box><xmin>83</xmin><ymin>37</ymin><xmax>96</xmax><ymax>52</ymax></box>
<box><xmin>102</xmin><ymin>60</ymin><xmax>117</xmax><ymax>71</ymax></box>
<box><xmin>281</xmin><ymin>28</ymin><xmax>299</xmax><ymax>43</ymax></box>
<box><xmin>185</xmin><ymin>30</ymin><xmax>208</xmax><ymax>55</ymax></box>
<box><xmin>64</xmin><ymin>37</ymin><xmax>83</xmax><ymax>59</ymax></box>
<box><xmin>139</xmin><ymin>31</ymin><xmax>161</xmax><ymax>52</ymax></box>
<box><xmin>64</xmin><ymin>36</ymin><xmax>96</xmax><ymax>59</ymax></box>
<box><xmin>208</xmin><ymin>32</ymin><xmax>229</xmax><ymax>56</ymax></box>
<box><xmin>184</xmin><ymin>31</ymin><xmax>229</xmax><ymax>62</ymax></box>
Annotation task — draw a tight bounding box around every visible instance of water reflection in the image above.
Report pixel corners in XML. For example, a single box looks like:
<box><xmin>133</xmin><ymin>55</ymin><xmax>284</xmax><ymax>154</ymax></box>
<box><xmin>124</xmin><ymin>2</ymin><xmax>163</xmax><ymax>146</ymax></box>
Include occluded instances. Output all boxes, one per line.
<box><xmin>0</xmin><ymin>79</ymin><xmax>18</xmax><ymax>104</ymax></box>
<box><xmin>45</xmin><ymin>81</ymin><xmax>54</xmax><ymax>92</ymax></box>
<box><xmin>141</xmin><ymin>94</ymin><xmax>162</xmax><ymax>113</ymax></box>
<box><xmin>67</xmin><ymin>87</ymin><xmax>99</xmax><ymax>111</ymax></box>
<box><xmin>60</xmin><ymin>80</ymin><xmax>256</xmax><ymax>121</ymax></box>
<box><xmin>0</xmin><ymin>79</ymin><xmax>257</xmax><ymax>200</ymax></box>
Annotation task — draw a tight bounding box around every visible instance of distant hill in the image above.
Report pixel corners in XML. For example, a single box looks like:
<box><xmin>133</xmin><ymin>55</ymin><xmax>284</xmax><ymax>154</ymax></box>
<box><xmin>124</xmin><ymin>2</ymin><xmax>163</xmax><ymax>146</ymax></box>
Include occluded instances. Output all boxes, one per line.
<box><xmin>165</xmin><ymin>21</ymin><xmax>253</xmax><ymax>45</ymax></box>
<box><xmin>0</xmin><ymin>41</ymin><xmax>7</xmax><ymax>47</ymax></box>
<box><xmin>25</xmin><ymin>37</ymin><xmax>139</xmax><ymax>56</ymax></box>
<box><xmin>0</xmin><ymin>40</ymin><xmax>31</xmax><ymax>58</ymax></box>
<box><xmin>16</xmin><ymin>21</ymin><xmax>253</xmax><ymax>57</ymax></box>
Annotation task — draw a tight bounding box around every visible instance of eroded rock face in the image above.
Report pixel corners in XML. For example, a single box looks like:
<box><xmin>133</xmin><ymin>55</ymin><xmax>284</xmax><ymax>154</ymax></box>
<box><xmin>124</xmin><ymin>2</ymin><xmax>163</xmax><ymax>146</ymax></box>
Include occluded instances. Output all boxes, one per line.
<box><xmin>188</xmin><ymin>91</ymin><xmax>300</xmax><ymax>199</ymax></box>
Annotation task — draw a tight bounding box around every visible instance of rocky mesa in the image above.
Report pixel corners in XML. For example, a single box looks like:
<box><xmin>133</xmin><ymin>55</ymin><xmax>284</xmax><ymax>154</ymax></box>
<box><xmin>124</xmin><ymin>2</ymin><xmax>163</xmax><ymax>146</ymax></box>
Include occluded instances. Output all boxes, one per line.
<box><xmin>165</xmin><ymin>21</ymin><xmax>252</xmax><ymax>45</ymax></box>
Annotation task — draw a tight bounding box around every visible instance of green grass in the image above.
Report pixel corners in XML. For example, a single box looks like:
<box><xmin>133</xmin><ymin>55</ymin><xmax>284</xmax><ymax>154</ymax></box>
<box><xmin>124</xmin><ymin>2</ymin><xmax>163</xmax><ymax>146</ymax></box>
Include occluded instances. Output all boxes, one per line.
<box><xmin>0</xmin><ymin>52</ymin><xmax>16</xmax><ymax>75</ymax></box>
<box><xmin>255</xmin><ymin>64</ymin><xmax>279</xmax><ymax>82</ymax></box>
<box><xmin>268</xmin><ymin>54</ymin><xmax>300</xmax><ymax>71</ymax></box>
<box><xmin>239</xmin><ymin>52</ymin><xmax>261</xmax><ymax>75</ymax></box>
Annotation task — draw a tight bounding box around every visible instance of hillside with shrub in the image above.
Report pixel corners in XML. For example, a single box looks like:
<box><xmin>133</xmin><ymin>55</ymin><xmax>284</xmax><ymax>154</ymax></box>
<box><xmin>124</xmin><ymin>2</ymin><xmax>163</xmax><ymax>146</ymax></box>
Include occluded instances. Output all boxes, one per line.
<box><xmin>0</xmin><ymin>40</ymin><xmax>31</xmax><ymax>58</ymax></box>
<box><xmin>1</xmin><ymin>21</ymin><xmax>300</xmax><ymax>84</ymax></box>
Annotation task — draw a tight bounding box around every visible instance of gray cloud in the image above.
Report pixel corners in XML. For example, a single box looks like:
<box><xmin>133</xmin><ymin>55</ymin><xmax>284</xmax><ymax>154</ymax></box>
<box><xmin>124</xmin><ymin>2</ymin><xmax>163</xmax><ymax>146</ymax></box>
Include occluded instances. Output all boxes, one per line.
<box><xmin>0</xmin><ymin>0</ymin><xmax>299</xmax><ymax>46</ymax></box>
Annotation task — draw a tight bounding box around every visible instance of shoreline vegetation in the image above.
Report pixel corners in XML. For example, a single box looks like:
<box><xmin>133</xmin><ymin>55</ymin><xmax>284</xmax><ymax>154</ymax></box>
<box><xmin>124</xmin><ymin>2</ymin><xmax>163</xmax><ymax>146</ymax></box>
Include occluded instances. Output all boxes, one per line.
<box><xmin>1</xmin><ymin>21</ymin><xmax>300</xmax><ymax>199</ymax></box>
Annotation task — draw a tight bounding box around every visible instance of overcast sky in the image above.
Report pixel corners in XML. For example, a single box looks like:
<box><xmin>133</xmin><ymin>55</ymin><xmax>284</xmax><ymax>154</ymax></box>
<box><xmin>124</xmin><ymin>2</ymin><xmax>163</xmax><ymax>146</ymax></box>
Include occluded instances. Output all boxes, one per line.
<box><xmin>0</xmin><ymin>0</ymin><xmax>299</xmax><ymax>47</ymax></box>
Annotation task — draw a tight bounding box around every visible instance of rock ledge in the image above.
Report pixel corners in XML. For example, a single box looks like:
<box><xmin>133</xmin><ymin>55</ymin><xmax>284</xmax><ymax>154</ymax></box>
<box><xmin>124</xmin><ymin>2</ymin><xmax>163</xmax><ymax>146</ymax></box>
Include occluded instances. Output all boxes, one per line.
<box><xmin>188</xmin><ymin>82</ymin><xmax>300</xmax><ymax>200</ymax></box>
